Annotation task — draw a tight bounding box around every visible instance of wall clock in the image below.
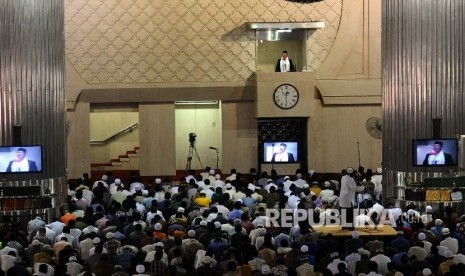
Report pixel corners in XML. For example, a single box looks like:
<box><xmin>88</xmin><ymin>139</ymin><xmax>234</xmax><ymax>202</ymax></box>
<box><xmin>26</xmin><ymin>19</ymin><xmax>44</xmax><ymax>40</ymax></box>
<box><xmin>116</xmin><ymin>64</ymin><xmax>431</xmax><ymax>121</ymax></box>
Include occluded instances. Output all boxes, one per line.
<box><xmin>273</xmin><ymin>84</ymin><xmax>299</xmax><ymax>109</ymax></box>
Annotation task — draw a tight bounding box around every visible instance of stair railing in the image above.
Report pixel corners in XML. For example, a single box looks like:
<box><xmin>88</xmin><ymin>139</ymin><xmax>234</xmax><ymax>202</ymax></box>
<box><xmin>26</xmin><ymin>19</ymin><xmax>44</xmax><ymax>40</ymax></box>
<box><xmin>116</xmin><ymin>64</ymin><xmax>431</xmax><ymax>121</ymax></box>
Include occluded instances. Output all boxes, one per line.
<box><xmin>90</xmin><ymin>123</ymin><xmax>139</xmax><ymax>146</ymax></box>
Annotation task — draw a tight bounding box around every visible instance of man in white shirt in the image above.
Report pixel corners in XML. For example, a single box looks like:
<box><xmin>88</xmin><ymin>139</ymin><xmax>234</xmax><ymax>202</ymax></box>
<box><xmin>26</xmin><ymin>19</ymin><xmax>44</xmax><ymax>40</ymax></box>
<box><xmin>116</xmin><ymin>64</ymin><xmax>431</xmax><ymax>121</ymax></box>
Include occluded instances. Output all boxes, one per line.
<box><xmin>232</xmin><ymin>188</ymin><xmax>246</xmax><ymax>202</ymax></box>
<box><xmin>327</xmin><ymin>252</ymin><xmax>347</xmax><ymax>275</ymax></box>
<box><xmin>417</xmin><ymin>232</ymin><xmax>432</xmax><ymax>254</ymax></box>
<box><xmin>294</xmin><ymin>173</ymin><xmax>307</xmax><ymax>189</ymax></box>
<box><xmin>283</xmin><ymin>176</ymin><xmax>293</xmax><ymax>192</ymax></box>
<box><xmin>319</xmin><ymin>181</ymin><xmax>335</xmax><ymax>202</ymax></box>
<box><xmin>440</xmin><ymin>228</ymin><xmax>459</xmax><ymax>254</ymax></box>
<box><xmin>370</xmin><ymin>248</ymin><xmax>391</xmax><ymax>275</ymax></box>
<box><xmin>92</xmin><ymin>175</ymin><xmax>109</xmax><ymax>190</ymax></box>
<box><xmin>28</xmin><ymin>216</ymin><xmax>46</xmax><ymax>234</ymax></box>
<box><xmin>200</xmin><ymin>167</ymin><xmax>211</xmax><ymax>180</ymax></box>
<box><xmin>339</xmin><ymin>168</ymin><xmax>365</xmax><ymax>230</ymax></box>
<box><xmin>79</xmin><ymin>236</ymin><xmax>94</xmax><ymax>262</ymax></box>
<box><xmin>65</xmin><ymin>256</ymin><xmax>83</xmax><ymax>275</ymax></box>
<box><xmin>206</xmin><ymin>169</ymin><xmax>216</xmax><ymax>184</ymax></box>
<box><xmin>224</xmin><ymin>183</ymin><xmax>236</xmax><ymax>197</ymax></box>
<box><xmin>109</xmin><ymin>178</ymin><xmax>124</xmax><ymax>194</ymax></box>
<box><xmin>226</xmin><ymin>169</ymin><xmax>237</xmax><ymax>181</ymax></box>
<box><xmin>265</xmin><ymin>180</ymin><xmax>278</xmax><ymax>193</ymax></box>
<box><xmin>345</xmin><ymin>248</ymin><xmax>361</xmax><ymax>276</ymax></box>
<box><xmin>47</xmin><ymin>220</ymin><xmax>65</xmax><ymax>236</ymax></box>
<box><xmin>55</xmin><ymin>226</ymin><xmax>77</xmax><ymax>248</ymax></box>
<box><xmin>213</xmin><ymin>174</ymin><xmax>225</xmax><ymax>190</ymax></box>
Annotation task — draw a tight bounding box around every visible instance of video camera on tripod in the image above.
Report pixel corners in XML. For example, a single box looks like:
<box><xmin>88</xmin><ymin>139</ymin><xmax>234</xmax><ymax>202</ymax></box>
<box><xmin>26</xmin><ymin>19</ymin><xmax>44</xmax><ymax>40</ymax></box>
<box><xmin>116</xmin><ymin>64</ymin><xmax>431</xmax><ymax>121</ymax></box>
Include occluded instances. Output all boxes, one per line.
<box><xmin>186</xmin><ymin>133</ymin><xmax>202</xmax><ymax>171</ymax></box>
<box><xmin>189</xmin><ymin>133</ymin><xmax>197</xmax><ymax>146</ymax></box>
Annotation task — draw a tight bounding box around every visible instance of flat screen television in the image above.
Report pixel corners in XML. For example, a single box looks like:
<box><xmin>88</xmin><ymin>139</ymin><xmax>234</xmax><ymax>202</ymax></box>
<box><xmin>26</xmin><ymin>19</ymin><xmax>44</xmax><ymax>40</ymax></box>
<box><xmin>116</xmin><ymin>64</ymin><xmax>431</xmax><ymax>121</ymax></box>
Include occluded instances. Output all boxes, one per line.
<box><xmin>412</xmin><ymin>139</ymin><xmax>458</xmax><ymax>167</ymax></box>
<box><xmin>0</xmin><ymin>146</ymin><xmax>43</xmax><ymax>173</ymax></box>
<box><xmin>263</xmin><ymin>142</ymin><xmax>298</xmax><ymax>163</ymax></box>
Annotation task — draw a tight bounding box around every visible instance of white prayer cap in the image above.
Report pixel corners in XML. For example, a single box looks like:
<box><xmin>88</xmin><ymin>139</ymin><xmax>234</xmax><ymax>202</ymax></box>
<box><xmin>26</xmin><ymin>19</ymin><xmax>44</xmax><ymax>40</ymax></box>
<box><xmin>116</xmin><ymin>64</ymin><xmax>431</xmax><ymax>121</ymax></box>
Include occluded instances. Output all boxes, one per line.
<box><xmin>376</xmin><ymin>168</ymin><xmax>382</xmax><ymax>174</ymax></box>
<box><xmin>284</xmin><ymin>176</ymin><xmax>290</xmax><ymax>180</ymax></box>
<box><xmin>155</xmin><ymin>242</ymin><xmax>164</xmax><ymax>248</ymax></box>
<box><xmin>155</xmin><ymin>178</ymin><xmax>162</xmax><ymax>184</ymax></box>
<box><xmin>324</xmin><ymin>181</ymin><xmax>331</xmax><ymax>187</ymax></box>
<box><xmin>445</xmin><ymin>251</ymin><xmax>454</xmax><ymax>259</ymax></box>
<box><xmin>442</xmin><ymin>228</ymin><xmax>450</xmax><ymax>235</ymax></box>
<box><xmin>346</xmin><ymin>167</ymin><xmax>354</xmax><ymax>174</ymax></box>
<box><xmin>352</xmin><ymin>231</ymin><xmax>360</xmax><ymax>239</ymax></box>
<box><xmin>215</xmin><ymin>174</ymin><xmax>221</xmax><ymax>180</ymax></box>
<box><xmin>155</xmin><ymin>223</ymin><xmax>162</xmax><ymax>231</ymax></box>
<box><xmin>309</xmin><ymin>170</ymin><xmax>315</xmax><ymax>176</ymax></box>
<box><xmin>188</xmin><ymin>230</ymin><xmax>196</xmax><ymax>237</ymax></box>
<box><xmin>300</xmin><ymin>245</ymin><xmax>308</xmax><ymax>252</ymax></box>
<box><xmin>209</xmin><ymin>169</ymin><xmax>215</xmax><ymax>175</ymax></box>
<box><xmin>69</xmin><ymin>256</ymin><xmax>77</xmax><ymax>262</ymax></box>
<box><xmin>426</xmin><ymin>205</ymin><xmax>432</xmax><ymax>212</ymax></box>
<box><xmin>105</xmin><ymin>232</ymin><xmax>114</xmax><ymax>239</ymax></box>
<box><xmin>142</xmin><ymin>190</ymin><xmax>149</xmax><ymax>196</ymax></box>
<box><xmin>177</xmin><ymin>207</ymin><xmax>185</xmax><ymax>213</ymax></box>
<box><xmin>422</xmin><ymin>268</ymin><xmax>432</xmax><ymax>276</ymax></box>
<box><xmin>435</xmin><ymin>219</ymin><xmax>443</xmax><ymax>226</ymax></box>
<box><xmin>200</xmin><ymin>221</ymin><xmax>207</xmax><ymax>226</ymax></box>
<box><xmin>225</xmin><ymin>183</ymin><xmax>232</xmax><ymax>189</ymax></box>
<box><xmin>92</xmin><ymin>237</ymin><xmax>101</xmax><ymax>244</ymax></box>
<box><xmin>261</xmin><ymin>265</ymin><xmax>271</xmax><ymax>275</ymax></box>
<box><xmin>101</xmin><ymin>175</ymin><xmax>108</xmax><ymax>181</ymax></box>
<box><xmin>136</xmin><ymin>264</ymin><xmax>145</xmax><ymax>273</ymax></box>
<box><xmin>418</xmin><ymin>232</ymin><xmax>426</xmax><ymax>241</ymax></box>
<box><xmin>214</xmin><ymin>221</ymin><xmax>221</xmax><ymax>229</ymax></box>
<box><xmin>114</xmin><ymin>178</ymin><xmax>121</xmax><ymax>185</ymax></box>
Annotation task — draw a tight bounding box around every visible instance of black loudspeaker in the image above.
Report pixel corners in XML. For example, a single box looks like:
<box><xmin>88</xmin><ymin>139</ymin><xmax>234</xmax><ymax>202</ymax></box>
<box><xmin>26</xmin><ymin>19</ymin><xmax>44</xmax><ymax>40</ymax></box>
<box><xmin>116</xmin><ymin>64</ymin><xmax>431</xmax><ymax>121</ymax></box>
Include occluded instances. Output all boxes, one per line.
<box><xmin>432</xmin><ymin>118</ymin><xmax>442</xmax><ymax>139</ymax></box>
<box><xmin>12</xmin><ymin>125</ymin><xmax>22</xmax><ymax>146</ymax></box>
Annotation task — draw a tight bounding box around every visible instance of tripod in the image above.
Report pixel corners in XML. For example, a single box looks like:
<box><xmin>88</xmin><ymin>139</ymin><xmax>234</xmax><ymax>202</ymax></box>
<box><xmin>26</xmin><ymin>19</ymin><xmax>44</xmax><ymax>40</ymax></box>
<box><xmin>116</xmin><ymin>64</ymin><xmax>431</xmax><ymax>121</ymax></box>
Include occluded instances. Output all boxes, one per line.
<box><xmin>185</xmin><ymin>142</ymin><xmax>203</xmax><ymax>171</ymax></box>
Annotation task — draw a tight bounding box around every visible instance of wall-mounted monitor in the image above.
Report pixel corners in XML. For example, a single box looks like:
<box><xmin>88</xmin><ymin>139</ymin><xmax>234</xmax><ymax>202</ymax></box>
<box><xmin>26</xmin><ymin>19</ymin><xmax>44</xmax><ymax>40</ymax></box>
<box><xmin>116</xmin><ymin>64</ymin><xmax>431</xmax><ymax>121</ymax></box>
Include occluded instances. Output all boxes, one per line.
<box><xmin>0</xmin><ymin>146</ymin><xmax>43</xmax><ymax>173</ymax></box>
<box><xmin>412</xmin><ymin>139</ymin><xmax>458</xmax><ymax>167</ymax></box>
<box><xmin>263</xmin><ymin>142</ymin><xmax>298</xmax><ymax>163</ymax></box>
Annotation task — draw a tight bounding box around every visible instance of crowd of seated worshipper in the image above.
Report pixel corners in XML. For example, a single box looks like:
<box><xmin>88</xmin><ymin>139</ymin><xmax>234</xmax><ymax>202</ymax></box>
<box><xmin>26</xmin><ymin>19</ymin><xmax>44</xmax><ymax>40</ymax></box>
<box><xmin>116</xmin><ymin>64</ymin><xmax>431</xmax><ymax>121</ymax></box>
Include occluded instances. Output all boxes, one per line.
<box><xmin>0</xmin><ymin>167</ymin><xmax>464</xmax><ymax>275</ymax></box>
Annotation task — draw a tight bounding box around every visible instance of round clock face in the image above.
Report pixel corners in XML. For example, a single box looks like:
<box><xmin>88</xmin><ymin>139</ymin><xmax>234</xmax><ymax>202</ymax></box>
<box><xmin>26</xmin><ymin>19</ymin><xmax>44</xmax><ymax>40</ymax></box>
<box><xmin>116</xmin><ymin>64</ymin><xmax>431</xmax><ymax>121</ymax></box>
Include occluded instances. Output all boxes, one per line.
<box><xmin>273</xmin><ymin>84</ymin><xmax>299</xmax><ymax>109</ymax></box>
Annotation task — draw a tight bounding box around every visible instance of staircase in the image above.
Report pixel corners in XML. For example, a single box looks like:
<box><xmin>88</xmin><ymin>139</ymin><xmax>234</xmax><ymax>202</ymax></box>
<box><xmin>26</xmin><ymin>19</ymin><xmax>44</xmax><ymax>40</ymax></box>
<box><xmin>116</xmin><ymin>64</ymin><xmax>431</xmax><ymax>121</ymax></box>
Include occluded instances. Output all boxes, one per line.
<box><xmin>91</xmin><ymin>147</ymin><xmax>140</xmax><ymax>171</ymax></box>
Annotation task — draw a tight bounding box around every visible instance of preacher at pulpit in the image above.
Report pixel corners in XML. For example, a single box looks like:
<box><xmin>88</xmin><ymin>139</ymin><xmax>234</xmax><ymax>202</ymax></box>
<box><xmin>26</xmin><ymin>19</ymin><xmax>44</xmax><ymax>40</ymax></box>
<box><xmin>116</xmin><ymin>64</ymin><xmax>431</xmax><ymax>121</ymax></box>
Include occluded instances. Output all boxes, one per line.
<box><xmin>275</xmin><ymin>50</ymin><xmax>296</xmax><ymax>72</ymax></box>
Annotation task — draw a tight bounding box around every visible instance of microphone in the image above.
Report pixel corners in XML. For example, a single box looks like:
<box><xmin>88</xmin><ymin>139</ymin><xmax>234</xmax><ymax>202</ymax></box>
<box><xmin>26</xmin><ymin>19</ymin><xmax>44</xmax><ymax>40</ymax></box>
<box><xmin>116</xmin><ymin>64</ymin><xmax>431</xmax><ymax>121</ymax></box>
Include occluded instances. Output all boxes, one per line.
<box><xmin>209</xmin><ymin>147</ymin><xmax>217</xmax><ymax>150</ymax></box>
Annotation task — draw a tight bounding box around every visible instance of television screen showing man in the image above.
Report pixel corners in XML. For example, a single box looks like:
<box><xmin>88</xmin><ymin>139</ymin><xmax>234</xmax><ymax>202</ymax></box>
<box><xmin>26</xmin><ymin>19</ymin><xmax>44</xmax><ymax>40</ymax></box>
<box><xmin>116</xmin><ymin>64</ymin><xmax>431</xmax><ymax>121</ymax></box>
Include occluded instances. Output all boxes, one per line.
<box><xmin>271</xmin><ymin>143</ymin><xmax>295</xmax><ymax>162</ymax></box>
<box><xmin>6</xmin><ymin>147</ymin><xmax>39</xmax><ymax>172</ymax></box>
<box><xmin>422</xmin><ymin>141</ymin><xmax>454</xmax><ymax>166</ymax></box>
